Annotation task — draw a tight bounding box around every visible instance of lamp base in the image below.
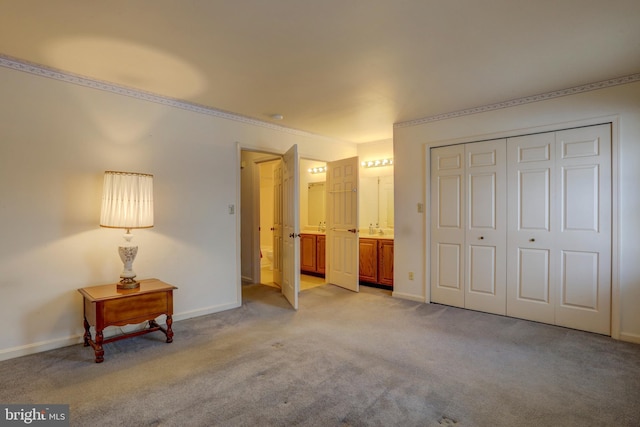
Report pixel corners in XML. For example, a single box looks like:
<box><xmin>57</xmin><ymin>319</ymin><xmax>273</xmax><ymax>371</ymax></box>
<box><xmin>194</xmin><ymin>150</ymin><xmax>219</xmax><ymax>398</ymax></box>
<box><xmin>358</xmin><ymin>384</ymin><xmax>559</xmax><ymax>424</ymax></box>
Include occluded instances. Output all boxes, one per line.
<box><xmin>117</xmin><ymin>278</ymin><xmax>140</xmax><ymax>290</ymax></box>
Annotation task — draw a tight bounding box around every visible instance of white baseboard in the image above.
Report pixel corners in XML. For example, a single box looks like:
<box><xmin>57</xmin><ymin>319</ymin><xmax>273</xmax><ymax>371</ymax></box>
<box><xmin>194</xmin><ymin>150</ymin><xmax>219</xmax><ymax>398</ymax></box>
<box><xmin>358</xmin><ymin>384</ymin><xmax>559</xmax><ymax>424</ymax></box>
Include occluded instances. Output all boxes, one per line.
<box><xmin>173</xmin><ymin>301</ymin><xmax>241</xmax><ymax>322</ymax></box>
<box><xmin>392</xmin><ymin>291</ymin><xmax>426</xmax><ymax>303</ymax></box>
<box><xmin>0</xmin><ymin>300</ymin><xmax>241</xmax><ymax>362</ymax></box>
<box><xmin>0</xmin><ymin>335</ymin><xmax>85</xmax><ymax>362</ymax></box>
<box><xmin>619</xmin><ymin>331</ymin><xmax>640</xmax><ymax>344</ymax></box>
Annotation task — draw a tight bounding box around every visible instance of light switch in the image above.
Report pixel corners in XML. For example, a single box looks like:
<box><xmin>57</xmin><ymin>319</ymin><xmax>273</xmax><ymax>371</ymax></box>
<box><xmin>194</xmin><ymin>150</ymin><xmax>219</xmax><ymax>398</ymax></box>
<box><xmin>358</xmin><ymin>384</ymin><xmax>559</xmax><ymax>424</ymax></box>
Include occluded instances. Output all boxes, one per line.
<box><xmin>228</xmin><ymin>204</ymin><xmax>235</xmax><ymax>214</ymax></box>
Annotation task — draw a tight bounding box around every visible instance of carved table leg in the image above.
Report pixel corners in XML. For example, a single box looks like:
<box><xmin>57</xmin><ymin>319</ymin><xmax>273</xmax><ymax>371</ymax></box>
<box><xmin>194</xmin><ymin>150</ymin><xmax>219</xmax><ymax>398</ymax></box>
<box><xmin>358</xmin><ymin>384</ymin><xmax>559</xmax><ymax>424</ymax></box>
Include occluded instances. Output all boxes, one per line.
<box><xmin>165</xmin><ymin>315</ymin><xmax>174</xmax><ymax>343</ymax></box>
<box><xmin>83</xmin><ymin>317</ymin><xmax>92</xmax><ymax>347</ymax></box>
<box><xmin>94</xmin><ymin>330</ymin><xmax>105</xmax><ymax>363</ymax></box>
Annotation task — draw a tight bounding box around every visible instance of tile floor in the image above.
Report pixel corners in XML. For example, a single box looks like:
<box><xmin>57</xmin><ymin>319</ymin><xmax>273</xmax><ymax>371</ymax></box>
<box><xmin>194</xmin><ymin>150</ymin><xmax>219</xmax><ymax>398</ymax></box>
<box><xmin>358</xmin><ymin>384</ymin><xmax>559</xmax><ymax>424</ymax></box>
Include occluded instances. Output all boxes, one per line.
<box><xmin>260</xmin><ymin>267</ymin><xmax>326</xmax><ymax>291</ymax></box>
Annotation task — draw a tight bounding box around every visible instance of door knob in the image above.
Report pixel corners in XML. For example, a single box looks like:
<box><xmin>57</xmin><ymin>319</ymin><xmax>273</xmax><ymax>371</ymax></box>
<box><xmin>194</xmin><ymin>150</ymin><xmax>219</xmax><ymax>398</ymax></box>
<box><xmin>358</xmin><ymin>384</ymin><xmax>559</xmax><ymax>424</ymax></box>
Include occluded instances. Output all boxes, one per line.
<box><xmin>479</xmin><ymin>236</ymin><xmax>484</xmax><ymax>240</ymax></box>
<box><xmin>530</xmin><ymin>238</ymin><xmax>535</xmax><ymax>242</ymax></box>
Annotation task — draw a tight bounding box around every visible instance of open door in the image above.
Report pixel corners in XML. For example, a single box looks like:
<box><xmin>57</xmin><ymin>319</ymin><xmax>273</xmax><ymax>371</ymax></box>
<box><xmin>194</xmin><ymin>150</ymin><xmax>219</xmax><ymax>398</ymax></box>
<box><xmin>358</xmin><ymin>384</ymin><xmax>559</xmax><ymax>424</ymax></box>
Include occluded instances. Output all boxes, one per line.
<box><xmin>272</xmin><ymin>160</ymin><xmax>283</xmax><ymax>287</ymax></box>
<box><xmin>326</xmin><ymin>156</ymin><xmax>359</xmax><ymax>292</ymax></box>
<box><xmin>281</xmin><ymin>145</ymin><xmax>300</xmax><ymax>309</ymax></box>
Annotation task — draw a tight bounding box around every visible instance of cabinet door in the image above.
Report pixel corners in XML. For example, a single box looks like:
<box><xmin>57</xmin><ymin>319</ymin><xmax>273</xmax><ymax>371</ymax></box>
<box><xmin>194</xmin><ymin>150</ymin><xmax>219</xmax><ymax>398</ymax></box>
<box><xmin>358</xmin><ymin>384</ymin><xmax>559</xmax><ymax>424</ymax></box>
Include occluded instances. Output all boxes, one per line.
<box><xmin>359</xmin><ymin>238</ymin><xmax>378</xmax><ymax>283</ymax></box>
<box><xmin>316</xmin><ymin>235</ymin><xmax>326</xmax><ymax>274</ymax></box>
<box><xmin>300</xmin><ymin>234</ymin><xmax>317</xmax><ymax>273</ymax></box>
<box><xmin>378</xmin><ymin>239</ymin><xmax>394</xmax><ymax>286</ymax></box>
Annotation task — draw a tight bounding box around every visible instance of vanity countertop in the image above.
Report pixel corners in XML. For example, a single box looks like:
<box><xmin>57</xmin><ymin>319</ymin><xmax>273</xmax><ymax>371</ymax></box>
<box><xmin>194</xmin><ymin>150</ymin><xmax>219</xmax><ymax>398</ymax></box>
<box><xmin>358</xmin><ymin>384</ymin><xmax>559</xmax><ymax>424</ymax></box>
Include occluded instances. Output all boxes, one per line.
<box><xmin>300</xmin><ymin>230</ymin><xmax>326</xmax><ymax>235</ymax></box>
<box><xmin>300</xmin><ymin>229</ymin><xmax>393</xmax><ymax>239</ymax></box>
<box><xmin>359</xmin><ymin>234</ymin><xmax>394</xmax><ymax>240</ymax></box>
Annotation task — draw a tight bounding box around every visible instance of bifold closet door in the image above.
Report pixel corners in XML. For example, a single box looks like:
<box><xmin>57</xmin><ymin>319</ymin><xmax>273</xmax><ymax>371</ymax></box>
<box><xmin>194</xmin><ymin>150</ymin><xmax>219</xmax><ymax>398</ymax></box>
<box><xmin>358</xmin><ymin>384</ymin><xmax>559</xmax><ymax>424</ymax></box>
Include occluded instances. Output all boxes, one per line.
<box><xmin>431</xmin><ymin>140</ymin><xmax>506</xmax><ymax>315</ymax></box>
<box><xmin>507</xmin><ymin>124</ymin><xmax>611</xmax><ymax>335</ymax></box>
<box><xmin>431</xmin><ymin>145</ymin><xmax>465</xmax><ymax>308</ymax></box>
<box><xmin>506</xmin><ymin>132</ymin><xmax>556</xmax><ymax>324</ymax></box>
<box><xmin>464</xmin><ymin>140</ymin><xmax>506</xmax><ymax>315</ymax></box>
<box><xmin>554</xmin><ymin>125</ymin><xmax>611</xmax><ymax>335</ymax></box>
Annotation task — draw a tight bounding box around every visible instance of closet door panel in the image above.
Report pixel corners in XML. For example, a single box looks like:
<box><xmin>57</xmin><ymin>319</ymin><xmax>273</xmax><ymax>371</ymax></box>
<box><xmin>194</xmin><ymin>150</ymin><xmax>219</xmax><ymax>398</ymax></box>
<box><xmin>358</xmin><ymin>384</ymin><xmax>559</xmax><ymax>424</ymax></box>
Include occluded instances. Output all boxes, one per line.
<box><xmin>464</xmin><ymin>140</ymin><xmax>506</xmax><ymax>315</ymax></box>
<box><xmin>507</xmin><ymin>132</ymin><xmax>556</xmax><ymax>324</ymax></box>
<box><xmin>555</xmin><ymin>124</ymin><xmax>611</xmax><ymax>335</ymax></box>
<box><xmin>431</xmin><ymin>145</ymin><xmax>465</xmax><ymax>308</ymax></box>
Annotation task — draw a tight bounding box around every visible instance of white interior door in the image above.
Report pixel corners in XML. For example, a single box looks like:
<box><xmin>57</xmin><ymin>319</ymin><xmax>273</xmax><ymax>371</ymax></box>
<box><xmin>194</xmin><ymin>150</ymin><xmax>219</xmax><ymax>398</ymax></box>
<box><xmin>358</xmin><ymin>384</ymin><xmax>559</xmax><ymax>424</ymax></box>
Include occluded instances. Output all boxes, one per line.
<box><xmin>554</xmin><ymin>125</ymin><xmax>611</xmax><ymax>335</ymax></box>
<box><xmin>465</xmin><ymin>140</ymin><xmax>507</xmax><ymax>315</ymax></box>
<box><xmin>281</xmin><ymin>145</ymin><xmax>300</xmax><ymax>309</ymax></box>
<box><xmin>326</xmin><ymin>156</ymin><xmax>359</xmax><ymax>292</ymax></box>
<box><xmin>272</xmin><ymin>160</ymin><xmax>283</xmax><ymax>287</ymax></box>
<box><xmin>507</xmin><ymin>132</ymin><xmax>556</xmax><ymax>324</ymax></box>
<box><xmin>430</xmin><ymin>145</ymin><xmax>465</xmax><ymax>307</ymax></box>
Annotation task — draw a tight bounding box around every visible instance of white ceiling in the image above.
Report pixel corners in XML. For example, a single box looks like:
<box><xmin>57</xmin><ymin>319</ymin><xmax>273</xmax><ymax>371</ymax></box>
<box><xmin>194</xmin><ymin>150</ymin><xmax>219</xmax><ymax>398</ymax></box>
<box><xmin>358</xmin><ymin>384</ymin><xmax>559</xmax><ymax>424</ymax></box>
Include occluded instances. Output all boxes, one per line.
<box><xmin>1</xmin><ymin>0</ymin><xmax>639</xmax><ymax>143</ymax></box>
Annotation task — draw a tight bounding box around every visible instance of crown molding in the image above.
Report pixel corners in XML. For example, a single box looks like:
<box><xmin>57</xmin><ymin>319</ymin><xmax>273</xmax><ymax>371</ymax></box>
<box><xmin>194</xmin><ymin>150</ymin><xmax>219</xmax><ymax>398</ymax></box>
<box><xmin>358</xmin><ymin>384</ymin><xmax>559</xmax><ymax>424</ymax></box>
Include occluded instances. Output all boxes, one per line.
<box><xmin>0</xmin><ymin>54</ymin><xmax>335</xmax><ymax>141</ymax></box>
<box><xmin>395</xmin><ymin>73</ymin><xmax>640</xmax><ymax>128</ymax></box>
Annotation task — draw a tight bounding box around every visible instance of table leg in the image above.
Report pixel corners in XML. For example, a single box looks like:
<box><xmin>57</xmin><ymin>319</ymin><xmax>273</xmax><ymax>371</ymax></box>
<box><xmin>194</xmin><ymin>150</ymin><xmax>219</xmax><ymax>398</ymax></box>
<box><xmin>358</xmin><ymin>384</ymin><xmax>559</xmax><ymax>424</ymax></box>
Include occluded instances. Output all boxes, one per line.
<box><xmin>166</xmin><ymin>315</ymin><xmax>174</xmax><ymax>343</ymax></box>
<box><xmin>83</xmin><ymin>317</ymin><xmax>92</xmax><ymax>347</ymax></box>
<box><xmin>94</xmin><ymin>330</ymin><xmax>105</xmax><ymax>363</ymax></box>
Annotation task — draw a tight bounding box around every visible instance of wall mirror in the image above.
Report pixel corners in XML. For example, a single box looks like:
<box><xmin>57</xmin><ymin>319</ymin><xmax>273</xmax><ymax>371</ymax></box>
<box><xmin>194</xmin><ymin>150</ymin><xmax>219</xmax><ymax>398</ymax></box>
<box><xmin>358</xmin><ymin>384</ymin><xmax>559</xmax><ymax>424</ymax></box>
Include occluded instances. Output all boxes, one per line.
<box><xmin>307</xmin><ymin>182</ymin><xmax>326</xmax><ymax>226</ymax></box>
<box><xmin>359</xmin><ymin>175</ymin><xmax>394</xmax><ymax>230</ymax></box>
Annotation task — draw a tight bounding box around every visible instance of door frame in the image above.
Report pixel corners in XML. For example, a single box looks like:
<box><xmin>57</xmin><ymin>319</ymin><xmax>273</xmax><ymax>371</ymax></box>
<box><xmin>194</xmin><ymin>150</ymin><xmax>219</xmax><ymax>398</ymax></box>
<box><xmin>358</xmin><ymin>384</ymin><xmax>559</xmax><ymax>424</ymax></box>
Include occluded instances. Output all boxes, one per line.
<box><xmin>239</xmin><ymin>146</ymin><xmax>283</xmax><ymax>286</ymax></box>
<box><xmin>423</xmin><ymin>115</ymin><xmax>621</xmax><ymax>338</ymax></box>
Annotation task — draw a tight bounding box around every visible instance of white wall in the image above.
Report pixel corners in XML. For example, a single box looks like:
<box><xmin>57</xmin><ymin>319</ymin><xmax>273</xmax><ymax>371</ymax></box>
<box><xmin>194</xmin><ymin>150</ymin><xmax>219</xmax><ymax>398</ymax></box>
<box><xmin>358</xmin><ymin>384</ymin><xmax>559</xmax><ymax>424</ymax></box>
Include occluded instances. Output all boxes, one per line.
<box><xmin>393</xmin><ymin>81</ymin><xmax>640</xmax><ymax>343</ymax></box>
<box><xmin>0</xmin><ymin>65</ymin><xmax>355</xmax><ymax>360</ymax></box>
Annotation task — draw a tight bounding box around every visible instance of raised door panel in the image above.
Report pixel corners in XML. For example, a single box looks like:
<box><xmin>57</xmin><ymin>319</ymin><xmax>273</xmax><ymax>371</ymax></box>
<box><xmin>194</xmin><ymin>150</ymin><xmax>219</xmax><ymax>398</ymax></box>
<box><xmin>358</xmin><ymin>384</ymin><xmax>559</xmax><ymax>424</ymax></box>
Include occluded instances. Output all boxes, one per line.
<box><xmin>359</xmin><ymin>238</ymin><xmax>378</xmax><ymax>283</ymax></box>
<box><xmin>506</xmin><ymin>132</ymin><xmax>556</xmax><ymax>324</ymax></box>
<box><xmin>378</xmin><ymin>239</ymin><xmax>394</xmax><ymax>286</ymax></box>
<box><xmin>465</xmin><ymin>140</ymin><xmax>506</xmax><ymax>315</ymax></box>
<box><xmin>430</xmin><ymin>145</ymin><xmax>465</xmax><ymax>308</ymax></box>
<box><xmin>554</xmin><ymin>124</ymin><xmax>611</xmax><ymax>335</ymax></box>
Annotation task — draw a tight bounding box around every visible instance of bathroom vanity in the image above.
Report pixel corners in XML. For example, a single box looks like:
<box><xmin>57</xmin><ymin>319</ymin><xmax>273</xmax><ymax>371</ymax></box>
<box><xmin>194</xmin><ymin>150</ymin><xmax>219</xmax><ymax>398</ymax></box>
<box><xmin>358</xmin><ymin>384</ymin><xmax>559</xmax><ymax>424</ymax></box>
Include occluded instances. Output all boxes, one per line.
<box><xmin>300</xmin><ymin>232</ymin><xmax>326</xmax><ymax>276</ymax></box>
<box><xmin>359</xmin><ymin>237</ymin><xmax>394</xmax><ymax>288</ymax></box>
<box><xmin>300</xmin><ymin>232</ymin><xmax>394</xmax><ymax>289</ymax></box>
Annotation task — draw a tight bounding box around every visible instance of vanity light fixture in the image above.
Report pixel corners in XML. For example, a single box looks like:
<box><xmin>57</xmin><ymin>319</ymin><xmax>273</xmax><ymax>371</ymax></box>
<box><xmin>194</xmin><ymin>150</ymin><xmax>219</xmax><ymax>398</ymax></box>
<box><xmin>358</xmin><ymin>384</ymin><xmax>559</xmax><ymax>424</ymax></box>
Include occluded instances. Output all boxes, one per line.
<box><xmin>100</xmin><ymin>171</ymin><xmax>154</xmax><ymax>289</ymax></box>
<box><xmin>308</xmin><ymin>166</ymin><xmax>326</xmax><ymax>174</ymax></box>
<box><xmin>361</xmin><ymin>158</ymin><xmax>393</xmax><ymax>168</ymax></box>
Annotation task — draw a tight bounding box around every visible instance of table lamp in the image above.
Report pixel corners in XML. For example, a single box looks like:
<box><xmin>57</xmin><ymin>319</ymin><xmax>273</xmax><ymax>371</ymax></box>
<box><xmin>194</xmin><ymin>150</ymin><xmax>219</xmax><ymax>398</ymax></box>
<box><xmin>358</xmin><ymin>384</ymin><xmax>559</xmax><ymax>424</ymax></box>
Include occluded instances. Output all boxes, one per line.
<box><xmin>100</xmin><ymin>171</ymin><xmax>154</xmax><ymax>289</ymax></box>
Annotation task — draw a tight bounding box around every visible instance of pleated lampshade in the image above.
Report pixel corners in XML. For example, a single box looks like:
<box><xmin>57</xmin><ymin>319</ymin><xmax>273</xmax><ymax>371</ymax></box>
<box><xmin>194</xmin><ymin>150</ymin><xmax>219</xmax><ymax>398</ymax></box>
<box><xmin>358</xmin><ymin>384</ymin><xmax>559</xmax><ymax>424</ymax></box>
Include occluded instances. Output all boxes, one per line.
<box><xmin>100</xmin><ymin>171</ymin><xmax>154</xmax><ymax>229</ymax></box>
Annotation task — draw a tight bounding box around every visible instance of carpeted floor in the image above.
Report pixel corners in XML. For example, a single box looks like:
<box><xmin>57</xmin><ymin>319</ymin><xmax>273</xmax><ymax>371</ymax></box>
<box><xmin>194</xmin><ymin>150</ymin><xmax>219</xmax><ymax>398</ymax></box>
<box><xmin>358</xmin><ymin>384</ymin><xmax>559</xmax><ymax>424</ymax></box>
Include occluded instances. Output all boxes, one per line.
<box><xmin>1</xmin><ymin>283</ymin><xmax>639</xmax><ymax>426</ymax></box>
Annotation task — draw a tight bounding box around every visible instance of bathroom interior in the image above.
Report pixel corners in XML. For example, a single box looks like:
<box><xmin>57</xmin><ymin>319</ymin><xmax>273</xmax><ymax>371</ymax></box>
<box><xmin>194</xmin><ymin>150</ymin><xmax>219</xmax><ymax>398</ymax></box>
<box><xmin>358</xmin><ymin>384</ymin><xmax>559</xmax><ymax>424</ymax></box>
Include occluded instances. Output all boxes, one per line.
<box><xmin>258</xmin><ymin>156</ymin><xmax>394</xmax><ymax>291</ymax></box>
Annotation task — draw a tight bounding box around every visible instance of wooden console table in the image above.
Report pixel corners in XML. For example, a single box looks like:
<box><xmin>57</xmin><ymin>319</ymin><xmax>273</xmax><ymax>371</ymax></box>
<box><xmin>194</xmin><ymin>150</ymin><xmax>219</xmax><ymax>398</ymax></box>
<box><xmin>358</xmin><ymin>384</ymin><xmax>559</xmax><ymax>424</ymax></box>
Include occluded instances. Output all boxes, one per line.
<box><xmin>78</xmin><ymin>278</ymin><xmax>177</xmax><ymax>363</ymax></box>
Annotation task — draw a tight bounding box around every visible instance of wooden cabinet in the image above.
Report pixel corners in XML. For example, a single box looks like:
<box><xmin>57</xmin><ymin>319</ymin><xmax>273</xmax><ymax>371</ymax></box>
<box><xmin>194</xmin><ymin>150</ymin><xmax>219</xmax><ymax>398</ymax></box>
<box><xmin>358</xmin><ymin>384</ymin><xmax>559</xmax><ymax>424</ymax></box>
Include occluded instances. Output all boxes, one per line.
<box><xmin>359</xmin><ymin>238</ymin><xmax>394</xmax><ymax>288</ymax></box>
<box><xmin>316</xmin><ymin>235</ymin><xmax>326</xmax><ymax>274</ymax></box>
<box><xmin>378</xmin><ymin>239</ymin><xmax>394</xmax><ymax>286</ymax></box>
<box><xmin>359</xmin><ymin>238</ymin><xmax>378</xmax><ymax>283</ymax></box>
<box><xmin>300</xmin><ymin>234</ymin><xmax>317</xmax><ymax>272</ymax></box>
<box><xmin>300</xmin><ymin>233</ymin><xmax>325</xmax><ymax>276</ymax></box>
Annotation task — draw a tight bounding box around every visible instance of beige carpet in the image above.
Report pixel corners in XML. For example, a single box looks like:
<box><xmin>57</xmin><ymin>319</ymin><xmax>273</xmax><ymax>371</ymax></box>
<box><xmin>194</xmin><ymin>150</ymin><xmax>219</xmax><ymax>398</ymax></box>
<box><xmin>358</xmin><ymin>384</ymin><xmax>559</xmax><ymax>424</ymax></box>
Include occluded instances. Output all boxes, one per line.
<box><xmin>1</xmin><ymin>283</ymin><xmax>639</xmax><ymax>426</ymax></box>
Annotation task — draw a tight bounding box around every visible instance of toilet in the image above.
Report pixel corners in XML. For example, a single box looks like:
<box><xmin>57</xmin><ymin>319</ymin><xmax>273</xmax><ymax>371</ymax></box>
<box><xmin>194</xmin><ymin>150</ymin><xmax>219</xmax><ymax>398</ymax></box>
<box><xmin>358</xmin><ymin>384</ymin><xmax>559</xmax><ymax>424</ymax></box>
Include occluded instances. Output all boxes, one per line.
<box><xmin>261</xmin><ymin>247</ymin><xmax>274</xmax><ymax>269</ymax></box>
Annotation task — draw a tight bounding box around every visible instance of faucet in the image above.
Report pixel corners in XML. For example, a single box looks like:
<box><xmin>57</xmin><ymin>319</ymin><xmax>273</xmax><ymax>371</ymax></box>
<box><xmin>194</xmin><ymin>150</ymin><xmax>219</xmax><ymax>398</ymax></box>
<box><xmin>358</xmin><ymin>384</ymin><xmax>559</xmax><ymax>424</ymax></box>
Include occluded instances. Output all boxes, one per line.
<box><xmin>321</xmin><ymin>221</ymin><xmax>326</xmax><ymax>232</ymax></box>
<box><xmin>376</xmin><ymin>223</ymin><xmax>384</xmax><ymax>235</ymax></box>
<box><xmin>369</xmin><ymin>223</ymin><xmax>374</xmax><ymax>235</ymax></box>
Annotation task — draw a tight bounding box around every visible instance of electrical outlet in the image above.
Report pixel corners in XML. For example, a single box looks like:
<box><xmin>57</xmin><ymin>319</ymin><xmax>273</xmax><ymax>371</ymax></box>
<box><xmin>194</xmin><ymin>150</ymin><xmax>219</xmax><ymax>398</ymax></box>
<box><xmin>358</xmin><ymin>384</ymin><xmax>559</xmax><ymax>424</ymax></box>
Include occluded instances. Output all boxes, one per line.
<box><xmin>408</xmin><ymin>272</ymin><xmax>414</xmax><ymax>280</ymax></box>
